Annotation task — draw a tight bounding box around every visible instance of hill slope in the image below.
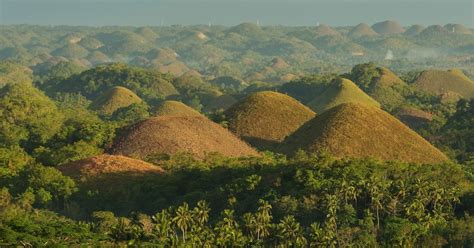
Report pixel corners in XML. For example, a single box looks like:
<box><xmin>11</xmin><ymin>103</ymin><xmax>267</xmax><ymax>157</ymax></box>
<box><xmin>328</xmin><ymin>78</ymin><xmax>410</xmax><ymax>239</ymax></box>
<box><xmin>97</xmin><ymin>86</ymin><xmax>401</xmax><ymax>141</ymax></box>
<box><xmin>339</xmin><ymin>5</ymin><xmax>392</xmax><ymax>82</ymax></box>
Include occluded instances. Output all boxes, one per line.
<box><xmin>59</xmin><ymin>154</ymin><xmax>164</xmax><ymax>181</ymax></box>
<box><xmin>225</xmin><ymin>91</ymin><xmax>315</xmax><ymax>149</ymax></box>
<box><xmin>111</xmin><ymin>116</ymin><xmax>259</xmax><ymax>159</ymax></box>
<box><xmin>349</xmin><ymin>23</ymin><xmax>378</xmax><ymax>38</ymax></box>
<box><xmin>372</xmin><ymin>20</ymin><xmax>405</xmax><ymax>35</ymax></box>
<box><xmin>153</xmin><ymin>100</ymin><xmax>202</xmax><ymax>117</ymax></box>
<box><xmin>281</xmin><ymin>103</ymin><xmax>448</xmax><ymax>164</ymax></box>
<box><xmin>412</xmin><ymin>69</ymin><xmax>474</xmax><ymax>98</ymax></box>
<box><xmin>90</xmin><ymin>86</ymin><xmax>142</xmax><ymax>115</ymax></box>
<box><xmin>307</xmin><ymin>78</ymin><xmax>380</xmax><ymax>113</ymax></box>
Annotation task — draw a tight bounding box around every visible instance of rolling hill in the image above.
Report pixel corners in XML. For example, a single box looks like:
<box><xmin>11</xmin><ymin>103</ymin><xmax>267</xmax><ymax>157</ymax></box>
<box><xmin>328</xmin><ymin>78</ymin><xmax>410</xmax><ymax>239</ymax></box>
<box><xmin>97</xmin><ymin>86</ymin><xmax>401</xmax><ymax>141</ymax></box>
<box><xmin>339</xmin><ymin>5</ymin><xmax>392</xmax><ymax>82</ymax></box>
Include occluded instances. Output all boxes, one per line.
<box><xmin>281</xmin><ymin>103</ymin><xmax>448</xmax><ymax>164</ymax></box>
<box><xmin>372</xmin><ymin>20</ymin><xmax>406</xmax><ymax>35</ymax></box>
<box><xmin>153</xmin><ymin>100</ymin><xmax>203</xmax><ymax>117</ymax></box>
<box><xmin>225</xmin><ymin>91</ymin><xmax>315</xmax><ymax>150</ymax></box>
<box><xmin>90</xmin><ymin>86</ymin><xmax>142</xmax><ymax>115</ymax></box>
<box><xmin>412</xmin><ymin>69</ymin><xmax>474</xmax><ymax>98</ymax></box>
<box><xmin>111</xmin><ymin>116</ymin><xmax>259</xmax><ymax>159</ymax></box>
<box><xmin>307</xmin><ymin>78</ymin><xmax>381</xmax><ymax>113</ymax></box>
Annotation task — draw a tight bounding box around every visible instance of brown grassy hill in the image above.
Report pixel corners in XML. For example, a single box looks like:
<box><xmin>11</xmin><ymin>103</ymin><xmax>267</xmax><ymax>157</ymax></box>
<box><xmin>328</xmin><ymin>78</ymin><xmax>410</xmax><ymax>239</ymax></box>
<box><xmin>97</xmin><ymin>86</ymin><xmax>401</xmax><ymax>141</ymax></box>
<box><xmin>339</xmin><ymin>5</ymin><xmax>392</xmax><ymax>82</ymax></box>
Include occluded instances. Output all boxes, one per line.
<box><xmin>225</xmin><ymin>91</ymin><xmax>315</xmax><ymax>149</ymax></box>
<box><xmin>60</xmin><ymin>154</ymin><xmax>164</xmax><ymax>181</ymax></box>
<box><xmin>444</xmin><ymin>24</ymin><xmax>473</xmax><ymax>35</ymax></box>
<box><xmin>374</xmin><ymin>67</ymin><xmax>405</xmax><ymax>87</ymax></box>
<box><xmin>111</xmin><ymin>116</ymin><xmax>259</xmax><ymax>159</ymax></box>
<box><xmin>314</xmin><ymin>24</ymin><xmax>341</xmax><ymax>37</ymax></box>
<box><xmin>90</xmin><ymin>86</ymin><xmax>142</xmax><ymax>115</ymax></box>
<box><xmin>349</xmin><ymin>23</ymin><xmax>378</xmax><ymax>38</ymax></box>
<box><xmin>412</xmin><ymin>69</ymin><xmax>474</xmax><ymax>98</ymax></box>
<box><xmin>153</xmin><ymin>100</ymin><xmax>203</xmax><ymax>117</ymax></box>
<box><xmin>420</xmin><ymin>25</ymin><xmax>449</xmax><ymax>36</ymax></box>
<box><xmin>307</xmin><ymin>78</ymin><xmax>381</xmax><ymax>113</ymax></box>
<box><xmin>271</xmin><ymin>57</ymin><xmax>290</xmax><ymax>70</ymax></box>
<box><xmin>395</xmin><ymin>107</ymin><xmax>433</xmax><ymax>129</ymax></box>
<box><xmin>372</xmin><ymin>20</ymin><xmax>405</xmax><ymax>35</ymax></box>
<box><xmin>404</xmin><ymin>25</ymin><xmax>426</xmax><ymax>35</ymax></box>
<box><xmin>281</xmin><ymin>103</ymin><xmax>448</xmax><ymax>164</ymax></box>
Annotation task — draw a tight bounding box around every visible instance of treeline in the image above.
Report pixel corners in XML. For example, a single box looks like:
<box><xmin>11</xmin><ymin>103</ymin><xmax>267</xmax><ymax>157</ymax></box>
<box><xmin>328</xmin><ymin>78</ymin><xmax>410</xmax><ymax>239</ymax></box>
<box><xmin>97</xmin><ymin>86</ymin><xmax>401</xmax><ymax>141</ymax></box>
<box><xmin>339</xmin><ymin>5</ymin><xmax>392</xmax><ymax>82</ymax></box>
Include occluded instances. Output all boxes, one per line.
<box><xmin>1</xmin><ymin>153</ymin><xmax>474</xmax><ymax>246</ymax></box>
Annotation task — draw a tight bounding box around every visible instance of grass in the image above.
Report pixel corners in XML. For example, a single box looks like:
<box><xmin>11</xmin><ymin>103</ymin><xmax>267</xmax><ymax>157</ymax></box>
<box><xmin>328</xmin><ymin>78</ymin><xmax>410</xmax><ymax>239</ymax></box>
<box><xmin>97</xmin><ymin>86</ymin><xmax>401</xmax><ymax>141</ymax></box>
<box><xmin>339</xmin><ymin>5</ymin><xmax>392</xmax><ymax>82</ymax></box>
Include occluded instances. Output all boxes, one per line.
<box><xmin>90</xmin><ymin>86</ymin><xmax>142</xmax><ymax>115</ymax></box>
<box><xmin>111</xmin><ymin>116</ymin><xmax>259</xmax><ymax>160</ymax></box>
<box><xmin>413</xmin><ymin>69</ymin><xmax>474</xmax><ymax>98</ymax></box>
<box><xmin>225</xmin><ymin>91</ymin><xmax>315</xmax><ymax>150</ymax></box>
<box><xmin>281</xmin><ymin>102</ymin><xmax>448</xmax><ymax>164</ymax></box>
<box><xmin>153</xmin><ymin>100</ymin><xmax>203</xmax><ymax>117</ymax></box>
<box><xmin>307</xmin><ymin>78</ymin><xmax>381</xmax><ymax>113</ymax></box>
<box><xmin>349</xmin><ymin>23</ymin><xmax>378</xmax><ymax>37</ymax></box>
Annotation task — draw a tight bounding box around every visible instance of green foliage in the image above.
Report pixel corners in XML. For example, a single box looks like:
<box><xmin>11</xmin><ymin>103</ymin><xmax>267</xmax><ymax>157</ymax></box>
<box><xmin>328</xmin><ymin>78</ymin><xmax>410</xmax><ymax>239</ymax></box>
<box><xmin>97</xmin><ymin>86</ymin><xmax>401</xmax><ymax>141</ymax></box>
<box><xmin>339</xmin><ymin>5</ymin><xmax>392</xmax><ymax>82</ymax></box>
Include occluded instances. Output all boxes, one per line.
<box><xmin>0</xmin><ymin>83</ymin><xmax>64</xmax><ymax>149</ymax></box>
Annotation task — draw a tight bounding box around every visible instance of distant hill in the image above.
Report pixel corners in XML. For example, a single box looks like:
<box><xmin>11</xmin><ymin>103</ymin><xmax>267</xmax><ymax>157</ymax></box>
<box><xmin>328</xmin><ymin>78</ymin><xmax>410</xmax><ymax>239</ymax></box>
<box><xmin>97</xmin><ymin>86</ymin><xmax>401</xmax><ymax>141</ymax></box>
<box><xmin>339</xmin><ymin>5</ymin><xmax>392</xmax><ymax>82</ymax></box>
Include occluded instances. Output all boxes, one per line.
<box><xmin>395</xmin><ymin>107</ymin><xmax>433</xmax><ymax>129</ymax></box>
<box><xmin>225</xmin><ymin>91</ymin><xmax>315</xmax><ymax>150</ymax></box>
<box><xmin>372</xmin><ymin>20</ymin><xmax>406</xmax><ymax>35</ymax></box>
<box><xmin>419</xmin><ymin>25</ymin><xmax>449</xmax><ymax>36</ymax></box>
<box><xmin>111</xmin><ymin>116</ymin><xmax>259</xmax><ymax>159</ymax></box>
<box><xmin>307</xmin><ymin>78</ymin><xmax>380</xmax><ymax>113</ymax></box>
<box><xmin>404</xmin><ymin>25</ymin><xmax>426</xmax><ymax>35</ymax></box>
<box><xmin>90</xmin><ymin>86</ymin><xmax>142</xmax><ymax>115</ymax></box>
<box><xmin>50</xmin><ymin>63</ymin><xmax>179</xmax><ymax>101</ymax></box>
<box><xmin>444</xmin><ymin>24</ymin><xmax>473</xmax><ymax>35</ymax></box>
<box><xmin>153</xmin><ymin>100</ymin><xmax>202</xmax><ymax>117</ymax></box>
<box><xmin>314</xmin><ymin>24</ymin><xmax>341</xmax><ymax>37</ymax></box>
<box><xmin>227</xmin><ymin>22</ymin><xmax>264</xmax><ymax>37</ymax></box>
<box><xmin>412</xmin><ymin>69</ymin><xmax>474</xmax><ymax>98</ymax></box>
<box><xmin>281</xmin><ymin>103</ymin><xmax>448</xmax><ymax>164</ymax></box>
<box><xmin>203</xmin><ymin>94</ymin><xmax>238</xmax><ymax>113</ymax></box>
<box><xmin>348</xmin><ymin>23</ymin><xmax>378</xmax><ymax>38</ymax></box>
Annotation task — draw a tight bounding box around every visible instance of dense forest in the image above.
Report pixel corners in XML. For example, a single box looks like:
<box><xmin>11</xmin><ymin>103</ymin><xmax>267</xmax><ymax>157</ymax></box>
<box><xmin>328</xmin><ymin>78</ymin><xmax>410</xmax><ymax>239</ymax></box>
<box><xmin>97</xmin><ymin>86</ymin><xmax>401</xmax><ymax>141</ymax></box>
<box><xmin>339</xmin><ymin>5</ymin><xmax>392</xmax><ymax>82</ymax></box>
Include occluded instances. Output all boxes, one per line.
<box><xmin>0</xmin><ymin>22</ymin><xmax>474</xmax><ymax>246</ymax></box>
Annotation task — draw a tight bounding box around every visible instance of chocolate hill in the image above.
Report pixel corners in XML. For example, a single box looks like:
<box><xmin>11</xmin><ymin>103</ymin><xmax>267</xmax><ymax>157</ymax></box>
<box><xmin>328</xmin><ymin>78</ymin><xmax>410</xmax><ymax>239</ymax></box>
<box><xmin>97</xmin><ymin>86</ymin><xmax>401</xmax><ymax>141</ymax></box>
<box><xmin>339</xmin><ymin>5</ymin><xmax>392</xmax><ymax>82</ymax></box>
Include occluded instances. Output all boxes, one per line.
<box><xmin>225</xmin><ymin>91</ymin><xmax>315</xmax><ymax>150</ymax></box>
<box><xmin>307</xmin><ymin>78</ymin><xmax>380</xmax><ymax>113</ymax></box>
<box><xmin>111</xmin><ymin>116</ymin><xmax>259</xmax><ymax>159</ymax></box>
<box><xmin>281</xmin><ymin>103</ymin><xmax>448</xmax><ymax>164</ymax></box>
<box><xmin>90</xmin><ymin>86</ymin><xmax>142</xmax><ymax>115</ymax></box>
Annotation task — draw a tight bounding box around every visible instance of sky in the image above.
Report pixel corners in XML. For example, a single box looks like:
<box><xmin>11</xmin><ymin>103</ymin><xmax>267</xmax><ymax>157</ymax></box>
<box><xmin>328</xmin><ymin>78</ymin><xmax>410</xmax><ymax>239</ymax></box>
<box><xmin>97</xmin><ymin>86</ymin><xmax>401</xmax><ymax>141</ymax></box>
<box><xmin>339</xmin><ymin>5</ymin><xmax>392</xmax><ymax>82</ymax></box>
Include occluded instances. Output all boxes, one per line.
<box><xmin>0</xmin><ymin>0</ymin><xmax>473</xmax><ymax>27</ymax></box>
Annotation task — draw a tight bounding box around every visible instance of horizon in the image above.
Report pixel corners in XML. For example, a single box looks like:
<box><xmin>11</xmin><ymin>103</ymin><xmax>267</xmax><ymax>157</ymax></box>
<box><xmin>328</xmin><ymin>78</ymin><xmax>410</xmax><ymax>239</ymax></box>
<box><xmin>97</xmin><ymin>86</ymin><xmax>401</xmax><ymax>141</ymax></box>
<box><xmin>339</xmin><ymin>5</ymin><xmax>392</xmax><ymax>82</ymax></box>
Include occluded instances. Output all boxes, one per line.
<box><xmin>0</xmin><ymin>0</ymin><xmax>473</xmax><ymax>28</ymax></box>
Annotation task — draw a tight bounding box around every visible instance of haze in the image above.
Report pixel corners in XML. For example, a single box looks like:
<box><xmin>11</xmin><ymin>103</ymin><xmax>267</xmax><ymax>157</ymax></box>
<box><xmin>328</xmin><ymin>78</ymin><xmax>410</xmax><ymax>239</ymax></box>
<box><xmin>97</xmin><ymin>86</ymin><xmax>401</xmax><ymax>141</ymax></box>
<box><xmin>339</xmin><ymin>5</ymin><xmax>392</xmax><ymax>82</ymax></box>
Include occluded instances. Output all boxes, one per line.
<box><xmin>0</xmin><ymin>0</ymin><xmax>473</xmax><ymax>27</ymax></box>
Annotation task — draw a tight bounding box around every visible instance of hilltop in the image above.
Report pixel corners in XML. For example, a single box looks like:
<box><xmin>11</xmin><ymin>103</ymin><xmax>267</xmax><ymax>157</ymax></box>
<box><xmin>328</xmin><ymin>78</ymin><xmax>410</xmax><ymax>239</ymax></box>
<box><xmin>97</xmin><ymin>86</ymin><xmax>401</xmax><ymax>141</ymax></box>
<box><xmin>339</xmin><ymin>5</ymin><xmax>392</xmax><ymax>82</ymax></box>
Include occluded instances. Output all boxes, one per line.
<box><xmin>111</xmin><ymin>116</ymin><xmax>259</xmax><ymax>159</ymax></box>
<box><xmin>225</xmin><ymin>91</ymin><xmax>315</xmax><ymax>150</ymax></box>
<box><xmin>90</xmin><ymin>86</ymin><xmax>142</xmax><ymax>115</ymax></box>
<box><xmin>281</xmin><ymin>103</ymin><xmax>448</xmax><ymax>164</ymax></box>
<box><xmin>412</xmin><ymin>69</ymin><xmax>474</xmax><ymax>98</ymax></box>
<box><xmin>372</xmin><ymin>20</ymin><xmax>405</xmax><ymax>35</ymax></box>
<box><xmin>59</xmin><ymin>154</ymin><xmax>164</xmax><ymax>182</ymax></box>
<box><xmin>348</xmin><ymin>23</ymin><xmax>378</xmax><ymax>38</ymax></box>
<box><xmin>404</xmin><ymin>25</ymin><xmax>426</xmax><ymax>35</ymax></box>
<box><xmin>153</xmin><ymin>100</ymin><xmax>203</xmax><ymax>117</ymax></box>
<box><xmin>307</xmin><ymin>78</ymin><xmax>380</xmax><ymax>113</ymax></box>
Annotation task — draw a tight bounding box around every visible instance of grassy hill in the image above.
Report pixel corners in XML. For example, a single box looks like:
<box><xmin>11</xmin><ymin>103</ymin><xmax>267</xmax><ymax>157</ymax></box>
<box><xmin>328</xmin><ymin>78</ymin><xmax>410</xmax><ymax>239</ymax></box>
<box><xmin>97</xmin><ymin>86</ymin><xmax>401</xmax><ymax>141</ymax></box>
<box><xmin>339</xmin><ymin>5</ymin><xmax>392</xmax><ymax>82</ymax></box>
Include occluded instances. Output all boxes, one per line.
<box><xmin>395</xmin><ymin>107</ymin><xmax>433</xmax><ymax>129</ymax></box>
<box><xmin>348</xmin><ymin>23</ymin><xmax>378</xmax><ymax>38</ymax></box>
<box><xmin>281</xmin><ymin>103</ymin><xmax>448</xmax><ymax>164</ymax></box>
<box><xmin>404</xmin><ymin>25</ymin><xmax>426</xmax><ymax>35</ymax></box>
<box><xmin>372</xmin><ymin>20</ymin><xmax>405</xmax><ymax>35</ymax></box>
<box><xmin>59</xmin><ymin>154</ymin><xmax>164</xmax><ymax>182</ymax></box>
<box><xmin>307</xmin><ymin>78</ymin><xmax>380</xmax><ymax>113</ymax></box>
<box><xmin>90</xmin><ymin>86</ymin><xmax>142</xmax><ymax>115</ymax></box>
<box><xmin>153</xmin><ymin>100</ymin><xmax>203</xmax><ymax>117</ymax></box>
<box><xmin>111</xmin><ymin>116</ymin><xmax>259</xmax><ymax>159</ymax></box>
<box><xmin>225</xmin><ymin>91</ymin><xmax>315</xmax><ymax>150</ymax></box>
<box><xmin>412</xmin><ymin>69</ymin><xmax>474</xmax><ymax>98</ymax></box>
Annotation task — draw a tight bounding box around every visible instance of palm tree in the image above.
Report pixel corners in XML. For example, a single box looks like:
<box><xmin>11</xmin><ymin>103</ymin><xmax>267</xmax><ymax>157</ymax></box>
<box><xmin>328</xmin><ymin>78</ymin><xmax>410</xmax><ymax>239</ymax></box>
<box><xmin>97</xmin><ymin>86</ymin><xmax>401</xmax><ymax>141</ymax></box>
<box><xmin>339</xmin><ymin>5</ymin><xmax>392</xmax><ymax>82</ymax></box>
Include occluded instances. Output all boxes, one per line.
<box><xmin>277</xmin><ymin>215</ymin><xmax>307</xmax><ymax>247</ymax></box>
<box><xmin>173</xmin><ymin>202</ymin><xmax>193</xmax><ymax>243</ymax></box>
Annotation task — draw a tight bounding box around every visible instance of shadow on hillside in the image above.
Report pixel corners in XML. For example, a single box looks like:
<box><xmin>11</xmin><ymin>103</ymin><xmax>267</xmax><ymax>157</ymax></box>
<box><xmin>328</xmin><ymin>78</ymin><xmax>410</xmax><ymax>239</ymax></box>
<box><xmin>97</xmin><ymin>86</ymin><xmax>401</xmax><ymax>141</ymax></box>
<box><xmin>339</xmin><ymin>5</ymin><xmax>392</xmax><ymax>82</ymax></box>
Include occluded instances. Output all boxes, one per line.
<box><xmin>66</xmin><ymin>163</ymin><xmax>296</xmax><ymax>220</ymax></box>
